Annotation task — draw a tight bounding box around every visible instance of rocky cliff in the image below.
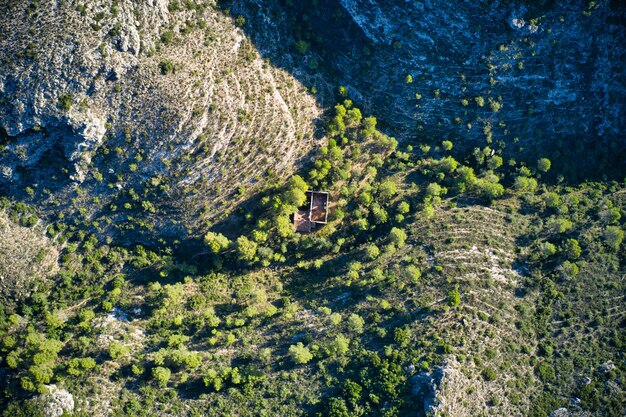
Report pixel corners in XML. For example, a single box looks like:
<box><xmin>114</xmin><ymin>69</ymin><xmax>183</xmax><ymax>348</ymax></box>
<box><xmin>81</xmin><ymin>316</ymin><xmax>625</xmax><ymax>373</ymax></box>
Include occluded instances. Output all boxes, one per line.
<box><xmin>232</xmin><ymin>0</ymin><xmax>626</xmax><ymax>179</ymax></box>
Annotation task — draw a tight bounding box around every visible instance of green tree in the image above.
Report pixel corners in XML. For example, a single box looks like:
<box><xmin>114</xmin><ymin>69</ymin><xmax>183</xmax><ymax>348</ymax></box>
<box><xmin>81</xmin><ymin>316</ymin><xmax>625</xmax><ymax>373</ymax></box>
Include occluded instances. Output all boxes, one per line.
<box><xmin>426</xmin><ymin>182</ymin><xmax>444</xmax><ymax>198</ymax></box>
<box><xmin>331</xmin><ymin>334</ymin><xmax>350</xmax><ymax>355</ymax></box>
<box><xmin>362</xmin><ymin>116</ymin><xmax>377</xmax><ymax>136</ymax></box>
<box><xmin>347</xmin><ymin>314</ymin><xmax>365</xmax><ymax>334</ymax></box>
<box><xmin>289</xmin><ymin>342</ymin><xmax>313</xmax><ymax>364</ymax></box>
<box><xmin>389</xmin><ymin>227</ymin><xmax>407</xmax><ymax>248</ymax></box>
<box><xmin>447</xmin><ymin>288</ymin><xmax>461</xmax><ymax>307</ymax></box>
<box><xmin>236</xmin><ymin>236</ymin><xmax>258</xmax><ymax>262</ymax></box>
<box><xmin>562</xmin><ymin>238</ymin><xmax>582</xmax><ymax>259</ymax></box>
<box><xmin>108</xmin><ymin>341</ymin><xmax>128</xmax><ymax>359</ymax></box>
<box><xmin>294</xmin><ymin>40</ymin><xmax>310</xmax><ymax>54</ymax></box>
<box><xmin>29</xmin><ymin>365</ymin><xmax>53</xmax><ymax>384</ymax></box>
<box><xmin>346</xmin><ymin>108</ymin><xmax>362</xmax><ymax>127</ymax></box>
<box><xmin>275</xmin><ymin>215</ymin><xmax>294</xmax><ymax>238</ymax></box>
<box><xmin>441</xmin><ymin>140</ymin><xmax>453</xmax><ymax>151</ymax></box>
<box><xmin>152</xmin><ymin>366</ymin><xmax>171</xmax><ymax>387</ymax></box>
<box><xmin>326</xmin><ymin>398</ymin><xmax>350</xmax><ymax>417</ymax></box>
<box><xmin>378</xmin><ymin>180</ymin><xmax>397</xmax><ymax>200</ymax></box>
<box><xmin>204</xmin><ymin>232</ymin><xmax>230</xmax><ymax>253</ymax></box>
<box><xmin>397</xmin><ymin>201</ymin><xmax>410</xmax><ymax>214</ymax></box>
<box><xmin>371</xmin><ymin>204</ymin><xmax>388</xmax><ymax>224</ymax></box>
<box><xmin>540</xmin><ymin>241</ymin><xmax>557</xmax><ymax>258</ymax></box>
<box><xmin>604</xmin><ymin>226</ymin><xmax>624</xmax><ymax>250</ymax></box>
<box><xmin>487</xmin><ymin>155</ymin><xmax>503</xmax><ymax>170</ymax></box>
<box><xmin>537</xmin><ymin>158</ymin><xmax>552</xmax><ymax>173</ymax></box>
<box><xmin>365</xmin><ymin>244</ymin><xmax>380</xmax><ymax>260</ymax></box>
<box><xmin>513</xmin><ymin>176</ymin><xmax>538</xmax><ymax>192</ymax></box>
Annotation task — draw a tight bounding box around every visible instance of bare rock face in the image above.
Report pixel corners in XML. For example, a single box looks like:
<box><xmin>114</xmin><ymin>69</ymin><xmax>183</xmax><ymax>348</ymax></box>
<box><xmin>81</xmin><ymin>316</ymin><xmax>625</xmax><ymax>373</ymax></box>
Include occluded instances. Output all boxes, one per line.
<box><xmin>39</xmin><ymin>385</ymin><xmax>75</xmax><ymax>417</ymax></box>
<box><xmin>411</xmin><ymin>365</ymin><xmax>444</xmax><ymax>415</ymax></box>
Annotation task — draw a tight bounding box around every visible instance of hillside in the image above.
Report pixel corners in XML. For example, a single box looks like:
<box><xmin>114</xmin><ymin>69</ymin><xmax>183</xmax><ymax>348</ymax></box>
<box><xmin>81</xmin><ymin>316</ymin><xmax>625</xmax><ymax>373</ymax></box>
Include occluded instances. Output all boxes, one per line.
<box><xmin>0</xmin><ymin>1</ymin><xmax>624</xmax><ymax>417</ymax></box>
<box><xmin>0</xmin><ymin>0</ymin><xmax>322</xmax><ymax>241</ymax></box>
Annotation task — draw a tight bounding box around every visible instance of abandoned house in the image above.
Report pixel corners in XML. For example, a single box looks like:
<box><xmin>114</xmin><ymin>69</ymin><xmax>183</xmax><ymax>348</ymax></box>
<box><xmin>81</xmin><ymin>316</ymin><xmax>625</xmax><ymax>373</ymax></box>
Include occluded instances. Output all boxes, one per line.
<box><xmin>293</xmin><ymin>191</ymin><xmax>329</xmax><ymax>233</ymax></box>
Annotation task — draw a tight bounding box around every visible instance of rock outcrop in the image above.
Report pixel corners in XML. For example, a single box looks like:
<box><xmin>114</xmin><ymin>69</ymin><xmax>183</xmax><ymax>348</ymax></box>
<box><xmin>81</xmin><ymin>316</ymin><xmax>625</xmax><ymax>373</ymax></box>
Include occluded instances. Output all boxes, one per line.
<box><xmin>39</xmin><ymin>385</ymin><xmax>75</xmax><ymax>417</ymax></box>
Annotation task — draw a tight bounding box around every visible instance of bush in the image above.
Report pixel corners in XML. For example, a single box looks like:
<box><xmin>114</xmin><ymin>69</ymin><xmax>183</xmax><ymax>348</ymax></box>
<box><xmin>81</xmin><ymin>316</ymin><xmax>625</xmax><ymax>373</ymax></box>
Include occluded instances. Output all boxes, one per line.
<box><xmin>159</xmin><ymin>60</ymin><xmax>175</xmax><ymax>75</ymax></box>
<box><xmin>482</xmin><ymin>368</ymin><xmax>497</xmax><ymax>381</ymax></box>
<box><xmin>535</xmin><ymin>362</ymin><xmax>556</xmax><ymax>383</ymax></box>
<box><xmin>160</xmin><ymin>30</ymin><xmax>174</xmax><ymax>45</ymax></box>
<box><xmin>58</xmin><ymin>93</ymin><xmax>73</xmax><ymax>110</ymax></box>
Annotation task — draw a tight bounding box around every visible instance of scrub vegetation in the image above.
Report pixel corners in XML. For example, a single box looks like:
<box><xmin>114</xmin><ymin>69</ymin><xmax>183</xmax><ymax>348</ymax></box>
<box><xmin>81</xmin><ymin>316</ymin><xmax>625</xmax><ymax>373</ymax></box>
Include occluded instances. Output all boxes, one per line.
<box><xmin>0</xmin><ymin>1</ymin><xmax>623</xmax><ymax>417</ymax></box>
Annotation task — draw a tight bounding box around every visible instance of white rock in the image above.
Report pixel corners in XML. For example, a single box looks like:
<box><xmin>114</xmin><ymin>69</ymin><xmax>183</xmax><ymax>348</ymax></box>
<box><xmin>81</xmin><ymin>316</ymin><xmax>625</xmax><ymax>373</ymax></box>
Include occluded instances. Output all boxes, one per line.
<box><xmin>41</xmin><ymin>385</ymin><xmax>74</xmax><ymax>417</ymax></box>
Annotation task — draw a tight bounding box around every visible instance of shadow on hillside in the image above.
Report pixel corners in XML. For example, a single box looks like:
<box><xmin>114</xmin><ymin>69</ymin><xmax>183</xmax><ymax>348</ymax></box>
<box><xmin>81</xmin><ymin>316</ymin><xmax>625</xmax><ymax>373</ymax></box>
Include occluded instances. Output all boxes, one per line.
<box><xmin>220</xmin><ymin>0</ymin><xmax>626</xmax><ymax>183</ymax></box>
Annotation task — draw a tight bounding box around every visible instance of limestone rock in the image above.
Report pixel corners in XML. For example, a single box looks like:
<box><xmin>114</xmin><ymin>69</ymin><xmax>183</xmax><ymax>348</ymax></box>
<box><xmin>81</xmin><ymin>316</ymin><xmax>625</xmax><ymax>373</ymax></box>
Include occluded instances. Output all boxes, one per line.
<box><xmin>40</xmin><ymin>385</ymin><xmax>74</xmax><ymax>417</ymax></box>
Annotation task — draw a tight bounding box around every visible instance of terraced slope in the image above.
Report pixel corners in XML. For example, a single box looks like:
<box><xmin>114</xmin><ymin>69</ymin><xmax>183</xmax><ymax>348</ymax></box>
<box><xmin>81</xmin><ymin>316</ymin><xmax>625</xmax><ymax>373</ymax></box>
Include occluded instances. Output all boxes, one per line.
<box><xmin>0</xmin><ymin>207</ymin><xmax>59</xmax><ymax>305</ymax></box>
<box><xmin>0</xmin><ymin>0</ymin><xmax>322</xmax><ymax>238</ymax></box>
<box><xmin>407</xmin><ymin>205</ymin><xmax>537</xmax><ymax>416</ymax></box>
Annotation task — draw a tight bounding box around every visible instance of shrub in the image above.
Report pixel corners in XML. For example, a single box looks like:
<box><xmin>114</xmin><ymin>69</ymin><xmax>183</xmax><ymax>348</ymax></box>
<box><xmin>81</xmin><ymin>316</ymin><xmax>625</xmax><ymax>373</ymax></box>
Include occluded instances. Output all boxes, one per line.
<box><xmin>482</xmin><ymin>368</ymin><xmax>497</xmax><ymax>381</ymax></box>
<box><xmin>235</xmin><ymin>15</ymin><xmax>246</xmax><ymax>27</ymax></box>
<box><xmin>159</xmin><ymin>60</ymin><xmax>174</xmax><ymax>75</ymax></box>
<box><xmin>535</xmin><ymin>362</ymin><xmax>556</xmax><ymax>383</ymax></box>
<box><xmin>160</xmin><ymin>30</ymin><xmax>174</xmax><ymax>44</ymax></box>
<box><xmin>58</xmin><ymin>93</ymin><xmax>73</xmax><ymax>110</ymax></box>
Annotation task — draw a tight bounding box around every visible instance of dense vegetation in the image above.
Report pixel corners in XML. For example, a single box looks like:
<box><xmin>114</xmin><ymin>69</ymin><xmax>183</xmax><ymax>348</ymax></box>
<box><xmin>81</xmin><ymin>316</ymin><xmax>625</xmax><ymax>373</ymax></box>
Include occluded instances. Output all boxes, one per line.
<box><xmin>0</xmin><ymin>1</ymin><xmax>624</xmax><ymax>417</ymax></box>
<box><xmin>1</xmin><ymin>91</ymin><xmax>623</xmax><ymax>416</ymax></box>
